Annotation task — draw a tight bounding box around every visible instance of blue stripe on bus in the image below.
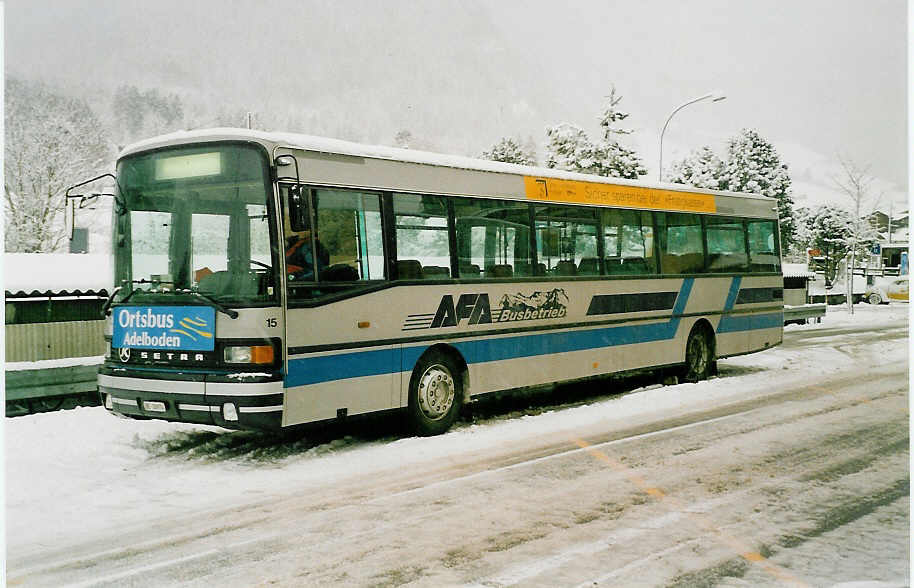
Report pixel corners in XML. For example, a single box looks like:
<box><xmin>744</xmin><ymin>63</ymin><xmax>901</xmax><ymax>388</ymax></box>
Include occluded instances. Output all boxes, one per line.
<box><xmin>717</xmin><ymin>311</ymin><xmax>784</xmax><ymax>334</ymax></box>
<box><xmin>285</xmin><ymin>347</ymin><xmax>399</xmax><ymax>387</ymax></box>
<box><xmin>716</xmin><ymin>276</ymin><xmax>783</xmax><ymax>333</ymax></box>
<box><xmin>285</xmin><ymin>279</ymin><xmax>693</xmax><ymax>388</ymax></box>
<box><xmin>722</xmin><ymin>276</ymin><xmax>742</xmax><ymax>312</ymax></box>
<box><xmin>285</xmin><ymin>277</ymin><xmax>779</xmax><ymax>388</ymax></box>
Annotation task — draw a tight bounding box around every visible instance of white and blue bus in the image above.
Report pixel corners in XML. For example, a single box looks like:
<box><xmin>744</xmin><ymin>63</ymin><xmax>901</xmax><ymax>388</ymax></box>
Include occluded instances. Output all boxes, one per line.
<box><xmin>79</xmin><ymin>129</ymin><xmax>782</xmax><ymax>435</ymax></box>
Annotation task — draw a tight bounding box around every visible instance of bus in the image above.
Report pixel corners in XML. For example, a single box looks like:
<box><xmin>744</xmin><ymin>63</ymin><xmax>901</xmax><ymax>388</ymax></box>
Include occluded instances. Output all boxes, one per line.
<box><xmin>73</xmin><ymin>128</ymin><xmax>783</xmax><ymax>435</ymax></box>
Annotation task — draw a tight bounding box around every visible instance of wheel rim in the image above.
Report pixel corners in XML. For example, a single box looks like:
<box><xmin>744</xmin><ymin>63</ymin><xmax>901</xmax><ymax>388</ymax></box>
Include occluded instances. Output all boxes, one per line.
<box><xmin>869</xmin><ymin>294</ymin><xmax>881</xmax><ymax>305</ymax></box>
<box><xmin>688</xmin><ymin>334</ymin><xmax>708</xmax><ymax>377</ymax></box>
<box><xmin>417</xmin><ymin>363</ymin><xmax>455</xmax><ymax>421</ymax></box>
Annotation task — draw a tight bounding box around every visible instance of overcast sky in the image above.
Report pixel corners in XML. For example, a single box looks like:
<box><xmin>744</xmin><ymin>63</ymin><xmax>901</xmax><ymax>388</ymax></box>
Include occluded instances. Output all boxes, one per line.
<box><xmin>5</xmin><ymin>0</ymin><xmax>908</xmax><ymax>210</ymax></box>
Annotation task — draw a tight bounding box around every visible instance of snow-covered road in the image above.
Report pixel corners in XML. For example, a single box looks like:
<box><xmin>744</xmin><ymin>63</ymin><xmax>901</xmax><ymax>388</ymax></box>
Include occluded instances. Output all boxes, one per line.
<box><xmin>5</xmin><ymin>304</ymin><xmax>909</xmax><ymax>587</ymax></box>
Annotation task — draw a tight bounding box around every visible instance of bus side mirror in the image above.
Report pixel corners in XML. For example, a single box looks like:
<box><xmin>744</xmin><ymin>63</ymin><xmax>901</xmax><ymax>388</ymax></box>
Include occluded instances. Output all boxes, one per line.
<box><xmin>288</xmin><ymin>185</ymin><xmax>310</xmax><ymax>232</ymax></box>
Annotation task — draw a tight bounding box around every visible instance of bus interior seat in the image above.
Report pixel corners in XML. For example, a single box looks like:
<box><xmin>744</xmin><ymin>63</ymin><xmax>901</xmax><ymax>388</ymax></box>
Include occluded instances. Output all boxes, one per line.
<box><xmin>422</xmin><ymin>266</ymin><xmax>450</xmax><ymax>279</ymax></box>
<box><xmin>486</xmin><ymin>264</ymin><xmax>513</xmax><ymax>278</ymax></box>
<box><xmin>459</xmin><ymin>263</ymin><xmax>481</xmax><ymax>277</ymax></box>
<box><xmin>322</xmin><ymin>263</ymin><xmax>360</xmax><ymax>281</ymax></box>
<box><xmin>555</xmin><ymin>260</ymin><xmax>577</xmax><ymax>276</ymax></box>
<box><xmin>578</xmin><ymin>257</ymin><xmax>599</xmax><ymax>275</ymax></box>
<box><xmin>621</xmin><ymin>257</ymin><xmax>650</xmax><ymax>274</ymax></box>
<box><xmin>396</xmin><ymin>259</ymin><xmax>423</xmax><ymax>280</ymax></box>
<box><xmin>661</xmin><ymin>253</ymin><xmax>703</xmax><ymax>274</ymax></box>
<box><xmin>707</xmin><ymin>254</ymin><xmax>747</xmax><ymax>272</ymax></box>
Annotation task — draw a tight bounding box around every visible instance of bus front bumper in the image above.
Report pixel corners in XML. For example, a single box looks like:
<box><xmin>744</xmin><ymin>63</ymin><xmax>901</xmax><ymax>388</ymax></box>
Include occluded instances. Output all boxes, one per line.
<box><xmin>98</xmin><ymin>373</ymin><xmax>284</xmax><ymax>431</ymax></box>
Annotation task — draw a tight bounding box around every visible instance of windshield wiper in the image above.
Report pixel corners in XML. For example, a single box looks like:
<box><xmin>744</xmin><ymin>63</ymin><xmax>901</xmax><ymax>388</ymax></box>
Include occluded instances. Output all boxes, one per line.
<box><xmin>104</xmin><ymin>280</ymin><xmax>238</xmax><ymax>319</ymax></box>
<box><xmin>186</xmin><ymin>290</ymin><xmax>239</xmax><ymax>319</ymax></box>
<box><xmin>102</xmin><ymin>286</ymin><xmax>123</xmax><ymax>316</ymax></box>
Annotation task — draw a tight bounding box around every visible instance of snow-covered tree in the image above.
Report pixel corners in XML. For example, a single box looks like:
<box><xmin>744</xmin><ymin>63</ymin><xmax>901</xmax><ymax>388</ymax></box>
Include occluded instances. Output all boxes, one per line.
<box><xmin>666</xmin><ymin>146</ymin><xmax>725</xmax><ymax>190</ymax></box>
<box><xmin>112</xmin><ymin>85</ymin><xmax>184</xmax><ymax>146</ymax></box>
<box><xmin>481</xmin><ymin>137</ymin><xmax>536</xmax><ymax>165</ymax></box>
<box><xmin>544</xmin><ymin>85</ymin><xmax>647</xmax><ymax>180</ymax></box>
<box><xmin>393</xmin><ymin>129</ymin><xmax>413</xmax><ymax>149</ymax></box>
<box><xmin>721</xmin><ymin>129</ymin><xmax>796</xmax><ymax>250</ymax></box>
<box><xmin>832</xmin><ymin>156</ymin><xmax>882</xmax><ymax>312</ymax></box>
<box><xmin>5</xmin><ymin>78</ymin><xmax>111</xmax><ymax>252</ymax></box>
<box><xmin>667</xmin><ymin>129</ymin><xmax>796</xmax><ymax>253</ymax></box>
<box><xmin>545</xmin><ymin>123</ymin><xmax>610</xmax><ymax>176</ymax></box>
<box><xmin>598</xmin><ymin>86</ymin><xmax>633</xmax><ymax>138</ymax></box>
<box><xmin>597</xmin><ymin>86</ymin><xmax>646</xmax><ymax>179</ymax></box>
<box><xmin>801</xmin><ymin>205</ymin><xmax>853</xmax><ymax>286</ymax></box>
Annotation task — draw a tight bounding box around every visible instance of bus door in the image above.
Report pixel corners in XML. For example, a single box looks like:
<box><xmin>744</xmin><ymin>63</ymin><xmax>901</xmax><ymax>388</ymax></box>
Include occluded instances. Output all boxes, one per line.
<box><xmin>281</xmin><ymin>178</ymin><xmax>397</xmax><ymax>419</ymax></box>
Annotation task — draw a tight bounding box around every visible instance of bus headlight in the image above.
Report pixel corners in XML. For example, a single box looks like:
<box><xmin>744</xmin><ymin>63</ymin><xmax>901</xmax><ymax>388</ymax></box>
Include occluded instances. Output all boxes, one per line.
<box><xmin>223</xmin><ymin>403</ymin><xmax>239</xmax><ymax>421</ymax></box>
<box><xmin>223</xmin><ymin>345</ymin><xmax>274</xmax><ymax>365</ymax></box>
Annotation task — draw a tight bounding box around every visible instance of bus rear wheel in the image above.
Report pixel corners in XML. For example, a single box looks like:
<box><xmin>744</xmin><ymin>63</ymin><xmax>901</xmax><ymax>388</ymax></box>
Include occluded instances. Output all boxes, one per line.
<box><xmin>683</xmin><ymin>326</ymin><xmax>714</xmax><ymax>383</ymax></box>
<box><xmin>407</xmin><ymin>352</ymin><xmax>462</xmax><ymax>436</ymax></box>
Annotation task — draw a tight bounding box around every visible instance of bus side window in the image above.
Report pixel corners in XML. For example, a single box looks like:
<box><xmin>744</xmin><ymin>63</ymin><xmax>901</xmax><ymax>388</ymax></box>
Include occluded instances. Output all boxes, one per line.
<box><xmin>658</xmin><ymin>212</ymin><xmax>704</xmax><ymax>274</ymax></box>
<box><xmin>286</xmin><ymin>188</ymin><xmax>384</xmax><ymax>300</ymax></box>
<box><xmin>534</xmin><ymin>205</ymin><xmax>598</xmax><ymax>276</ymax></box>
<box><xmin>705</xmin><ymin>216</ymin><xmax>748</xmax><ymax>273</ymax></box>
<box><xmin>748</xmin><ymin>220</ymin><xmax>780</xmax><ymax>273</ymax></box>
<box><xmin>454</xmin><ymin>198</ymin><xmax>533</xmax><ymax>279</ymax></box>
<box><xmin>393</xmin><ymin>193</ymin><xmax>450</xmax><ymax>279</ymax></box>
<box><xmin>602</xmin><ymin>209</ymin><xmax>656</xmax><ymax>275</ymax></box>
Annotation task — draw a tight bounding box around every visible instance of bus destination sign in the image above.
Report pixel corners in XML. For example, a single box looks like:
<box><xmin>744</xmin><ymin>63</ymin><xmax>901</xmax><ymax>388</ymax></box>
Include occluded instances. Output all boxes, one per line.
<box><xmin>113</xmin><ymin>306</ymin><xmax>216</xmax><ymax>351</ymax></box>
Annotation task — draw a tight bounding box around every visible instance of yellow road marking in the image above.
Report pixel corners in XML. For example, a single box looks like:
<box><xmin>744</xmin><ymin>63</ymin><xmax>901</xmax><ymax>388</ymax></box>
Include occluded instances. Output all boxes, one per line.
<box><xmin>573</xmin><ymin>438</ymin><xmax>809</xmax><ymax>586</ymax></box>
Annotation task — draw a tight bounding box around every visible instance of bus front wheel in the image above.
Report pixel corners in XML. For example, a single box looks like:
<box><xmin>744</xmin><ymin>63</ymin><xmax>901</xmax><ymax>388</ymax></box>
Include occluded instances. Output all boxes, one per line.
<box><xmin>407</xmin><ymin>352</ymin><xmax>462</xmax><ymax>436</ymax></box>
<box><xmin>683</xmin><ymin>326</ymin><xmax>714</xmax><ymax>383</ymax></box>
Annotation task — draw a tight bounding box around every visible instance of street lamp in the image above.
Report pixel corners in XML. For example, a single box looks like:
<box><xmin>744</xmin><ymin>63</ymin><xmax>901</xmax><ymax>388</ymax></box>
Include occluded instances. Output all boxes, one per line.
<box><xmin>658</xmin><ymin>91</ymin><xmax>726</xmax><ymax>181</ymax></box>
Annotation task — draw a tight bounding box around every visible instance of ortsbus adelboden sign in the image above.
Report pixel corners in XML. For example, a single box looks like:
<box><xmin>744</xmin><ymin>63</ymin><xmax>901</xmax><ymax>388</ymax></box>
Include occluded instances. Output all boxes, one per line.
<box><xmin>112</xmin><ymin>306</ymin><xmax>216</xmax><ymax>351</ymax></box>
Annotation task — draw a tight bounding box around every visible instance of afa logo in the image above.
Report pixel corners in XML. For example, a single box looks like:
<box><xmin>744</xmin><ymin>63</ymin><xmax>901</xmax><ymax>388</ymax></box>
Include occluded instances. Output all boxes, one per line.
<box><xmin>402</xmin><ymin>289</ymin><xmax>568</xmax><ymax>331</ymax></box>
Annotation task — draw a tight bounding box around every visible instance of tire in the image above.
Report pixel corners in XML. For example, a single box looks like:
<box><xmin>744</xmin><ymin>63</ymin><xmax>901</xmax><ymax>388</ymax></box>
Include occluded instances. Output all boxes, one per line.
<box><xmin>868</xmin><ymin>293</ymin><xmax>883</xmax><ymax>305</ymax></box>
<box><xmin>407</xmin><ymin>351</ymin><xmax>462</xmax><ymax>436</ymax></box>
<box><xmin>683</xmin><ymin>325</ymin><xmax>714</xmax><ymax>383</ymax></box>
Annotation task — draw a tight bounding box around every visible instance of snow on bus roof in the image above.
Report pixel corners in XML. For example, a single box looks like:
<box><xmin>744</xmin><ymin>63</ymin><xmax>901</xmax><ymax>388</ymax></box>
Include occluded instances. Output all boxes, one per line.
<box><xmin>119</xmin><ymin>128</ymin><xmax>772</xmax><ymax>202</ymax></box>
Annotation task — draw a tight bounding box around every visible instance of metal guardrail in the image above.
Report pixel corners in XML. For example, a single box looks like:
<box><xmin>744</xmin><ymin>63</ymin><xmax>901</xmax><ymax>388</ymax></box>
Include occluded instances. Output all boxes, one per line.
<box><xmin>783</xmin><ymin>304</ymin><xmax>827</xmax><ymax>325</ymax></box>
<box><xmin>5</xmin><ymin>364</ymin><xmax>101</xmax><ymax>416</ymax></box>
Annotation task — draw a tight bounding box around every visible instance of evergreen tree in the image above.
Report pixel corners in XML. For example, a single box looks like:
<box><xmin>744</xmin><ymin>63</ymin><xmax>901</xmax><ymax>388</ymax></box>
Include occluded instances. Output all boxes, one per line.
<box><xmin>597</xmin><ymin>86</ymin><xmax>647</xmax><ymax>179</ymax></box>
<box><xmin>544</xmin><ymin>86</ymin><xmax>646</xmax><ymax>179</ymax></box>
<box><xmin>666</xmin><ymin>146</ymin><xmax>725</xmax><ymax>190</ymax></box>
<box><xmin>393</xmin><ymin>129</ymin><xmax>413</xmax><ymax>149</ymax></box>
<box><xmin>5</xmin><ymin>77</ymin><xmax>111</xmax><ymax>252</ymax></box>
<box><xmin>668</xmin><ymin>129</ymin><xmax>796</xmax><ymax>254</ymax></box>
<box><xmin>801</xmin><ymin>204</ymin><xmax>854</xmax><ymax>285</ymax></box>
<box><xmin>544</xmin><ymin>123</ymin><xmax>605</xmax><ymax>175</ymax></box>
<box><xmin>598</xmin><ymin>86</ymin><xmax>633</xmax><ymax>138</ymax></box>
<box><xmin>721</xmin><ymin>129</ymin><xmax>796</xmax><ymax>249</ymax></box>
<box><xmin>481</xmin><ymin>137</ymin><xmax>536</xmax><ymax>165</ymax></box>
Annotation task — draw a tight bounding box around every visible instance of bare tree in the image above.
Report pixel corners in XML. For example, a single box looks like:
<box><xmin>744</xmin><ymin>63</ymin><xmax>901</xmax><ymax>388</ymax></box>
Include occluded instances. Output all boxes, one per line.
<box><xmin>832</xmin><ymin>156</ymin><xmax>882</xmax><ymax>313</ymax></box>
<box><xmin>5</xmin><ymin>78</ymin><xmax>111</xmax><ymax>252</ymax></box>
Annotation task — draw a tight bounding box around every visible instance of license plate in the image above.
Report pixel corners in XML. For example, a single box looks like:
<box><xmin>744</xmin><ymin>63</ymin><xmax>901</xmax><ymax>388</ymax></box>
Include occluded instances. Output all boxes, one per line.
<box><xmin>143</xmin><ymin>401</ymin><xmax>167</xmax><ymax>413</ymax></box>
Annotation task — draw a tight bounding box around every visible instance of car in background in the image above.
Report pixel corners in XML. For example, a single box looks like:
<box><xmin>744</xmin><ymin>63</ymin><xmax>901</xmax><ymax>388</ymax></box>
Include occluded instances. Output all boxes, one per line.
<box><xmin>865</xmin><ymin>276</ymin><xmax>908</xmax><ymax>304</ymax></box>
<box><xmin>886</xmin><ymin>277</ymin><xmax>908</xmax><ymax>302</ymax></box>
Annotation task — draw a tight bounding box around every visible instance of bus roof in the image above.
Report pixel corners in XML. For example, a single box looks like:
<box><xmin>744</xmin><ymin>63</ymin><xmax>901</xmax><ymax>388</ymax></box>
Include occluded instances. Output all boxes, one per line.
<box><xmin>119</xmin><ymin>128</ymin><xmax>777</xmax><ymax>217</ymax></box>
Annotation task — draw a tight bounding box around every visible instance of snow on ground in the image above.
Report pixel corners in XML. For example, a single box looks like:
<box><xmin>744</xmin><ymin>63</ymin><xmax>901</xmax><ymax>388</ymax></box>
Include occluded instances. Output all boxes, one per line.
<box><xmin>5</xmin><ymin>355</ymin><xmax>105</xmax><ymax>372</ymax></box>
<box><xmin>5</xmin><ymin>303</ymin><xmax>909</xmax><ymax>561</ymax></box>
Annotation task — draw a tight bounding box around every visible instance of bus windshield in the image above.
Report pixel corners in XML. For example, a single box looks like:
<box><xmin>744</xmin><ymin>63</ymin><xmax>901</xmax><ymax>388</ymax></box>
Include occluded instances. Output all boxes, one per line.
<box><xmin>114</xmin><ymin>143</ymin><xmax>277</xmax><ymax>304</ymax></box>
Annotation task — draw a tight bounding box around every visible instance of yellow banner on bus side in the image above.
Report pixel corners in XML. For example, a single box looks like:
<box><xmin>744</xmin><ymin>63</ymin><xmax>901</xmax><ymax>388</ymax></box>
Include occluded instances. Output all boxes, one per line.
<box><xmin>523</xmin><ymin>176</ymin><xmax>717</xmax><ymax>213</ymax></box>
